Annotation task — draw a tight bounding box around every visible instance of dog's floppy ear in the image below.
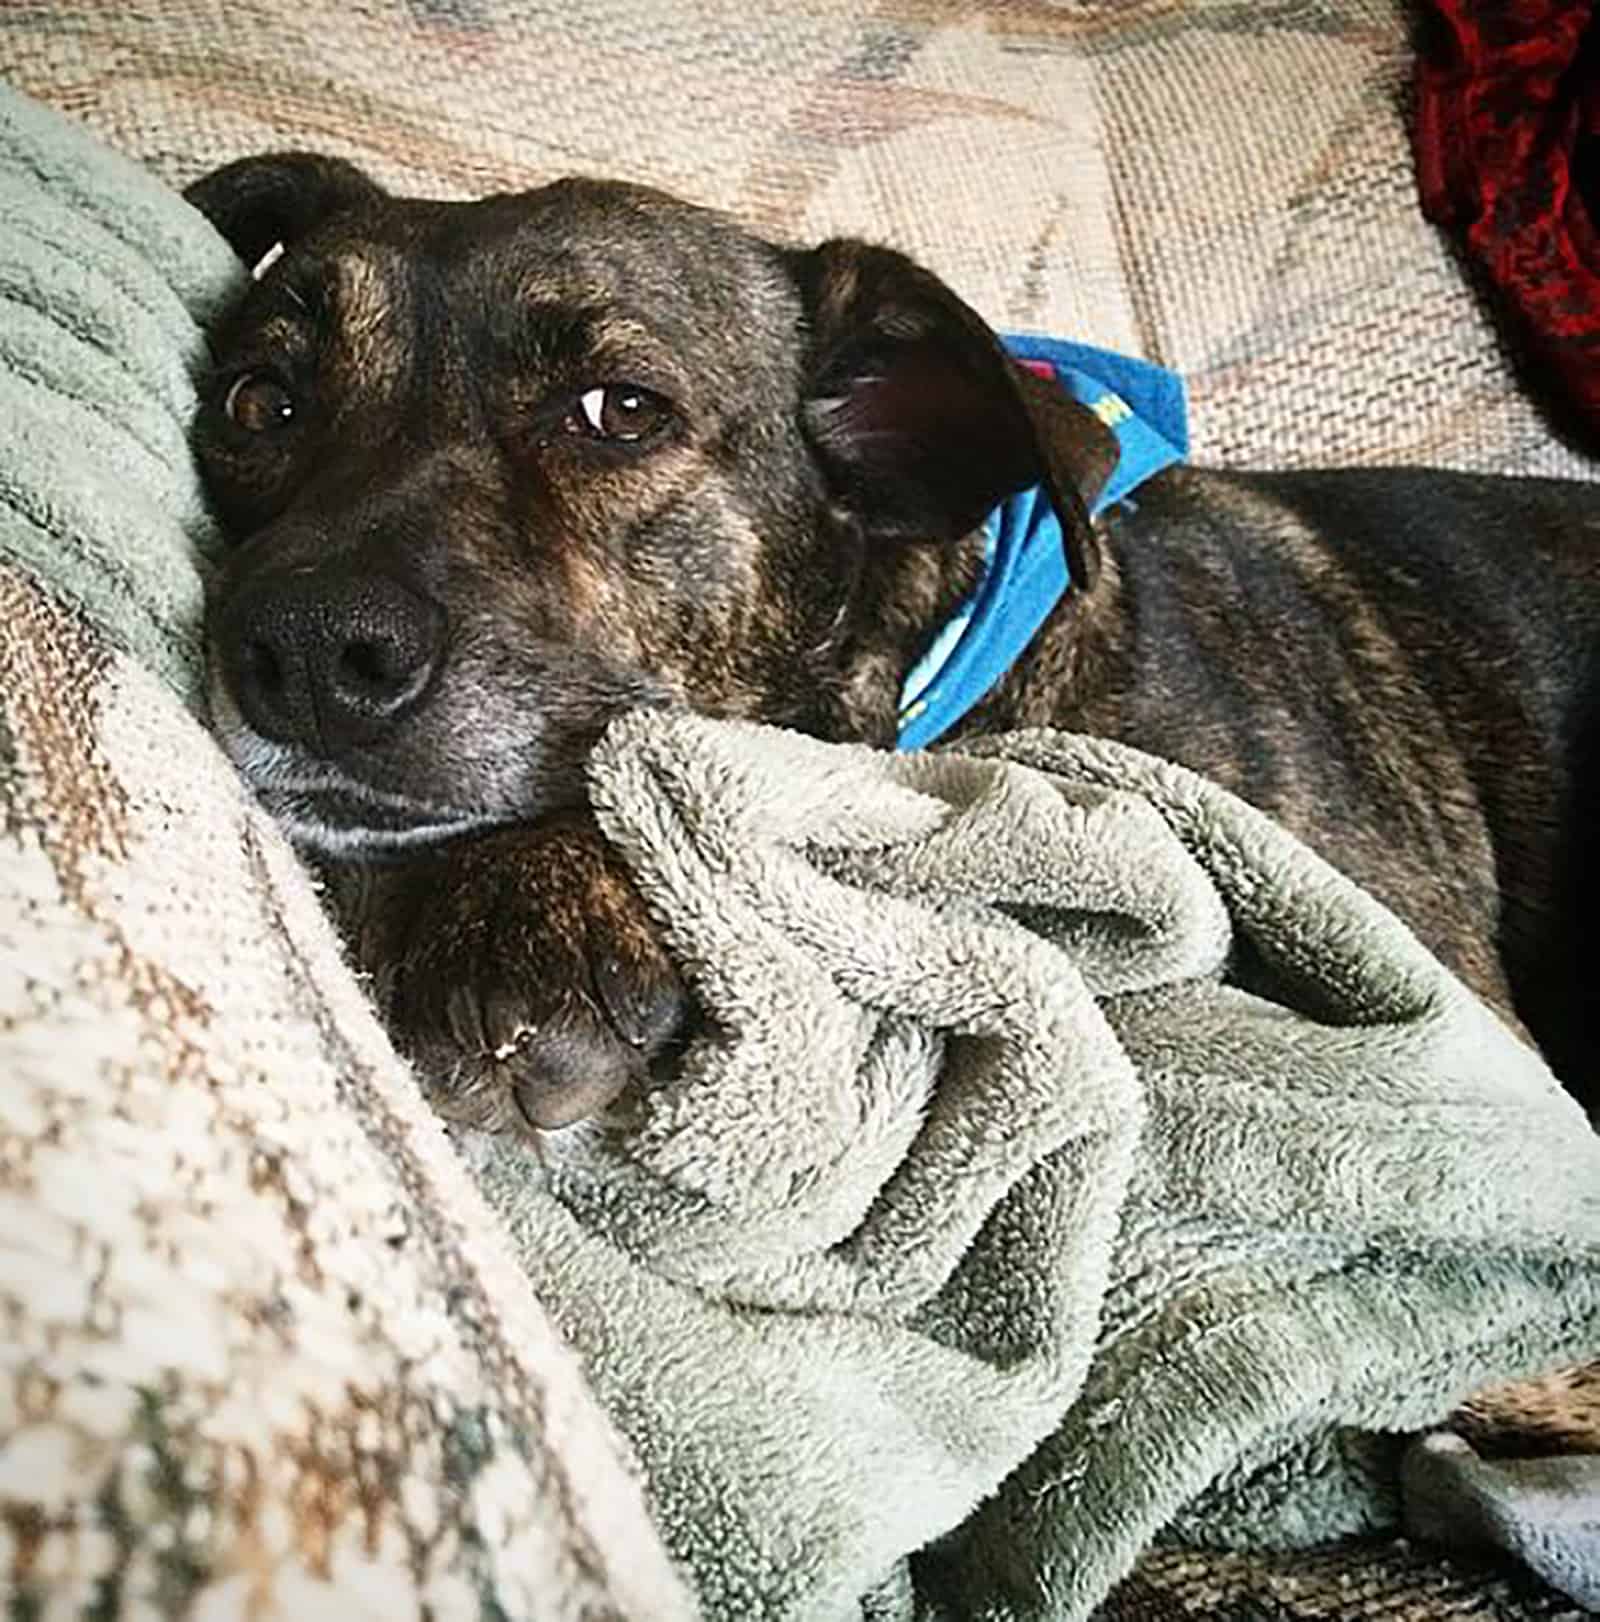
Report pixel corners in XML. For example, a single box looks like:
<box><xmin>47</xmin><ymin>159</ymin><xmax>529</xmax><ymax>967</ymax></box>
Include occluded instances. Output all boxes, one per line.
<box><xmin>184</xmin><ymin>152</ymin><xmax>385</xmax><ymax>271</ymax></box>
<box><xmin>790</xmin><ymin>239</ymin><xmax>1116</xmax><ymax>588</ymax></box>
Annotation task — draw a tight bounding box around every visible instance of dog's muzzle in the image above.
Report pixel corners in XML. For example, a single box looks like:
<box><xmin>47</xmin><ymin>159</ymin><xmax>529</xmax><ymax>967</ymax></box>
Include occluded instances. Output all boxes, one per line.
<box><xmin>215</xmin><ymin>566</ymin><xmax>446</xmax><ymax>759</ymax></box>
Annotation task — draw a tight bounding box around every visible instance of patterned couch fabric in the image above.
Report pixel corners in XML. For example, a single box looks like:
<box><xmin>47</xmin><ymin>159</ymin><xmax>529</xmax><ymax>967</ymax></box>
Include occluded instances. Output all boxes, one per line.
<box><xmin>2</xmin><ymin>0</ymin><xmax>1592</xmax><ymax>483</ymax></box>
<box><xmin>0</xmin><ymin>574</ymin><xmax>695</xmax><ymax>1621</ymax></box>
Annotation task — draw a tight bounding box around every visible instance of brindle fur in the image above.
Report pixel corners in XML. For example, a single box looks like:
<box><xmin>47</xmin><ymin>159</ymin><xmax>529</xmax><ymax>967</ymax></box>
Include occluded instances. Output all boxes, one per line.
<box><xmin>328</xmin><ymin>813</ymin><xmax>683</xmax><ymax>1130</ymax></box>
<box><xmin>187</xmin><ymin>154</ymin><xmax>1599</xmax><ymax>1142</ymax></box>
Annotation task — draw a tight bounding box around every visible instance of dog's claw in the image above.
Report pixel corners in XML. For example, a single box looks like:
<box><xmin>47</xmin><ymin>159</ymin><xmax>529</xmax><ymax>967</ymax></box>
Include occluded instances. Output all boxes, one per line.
<box><xmin>483</xmin><ymin>985</ymin><xmax>543</xmax><ymax>1061</ymax></box>
<box><xmin>593</xmin><ymin>951</ymin><xmax>683</xmax><ymax>1051</ymax></box>
<box><xmin>446</xmin><ymin>982</ymin><xmax>490</xmax><ymax>1052</ymax></box>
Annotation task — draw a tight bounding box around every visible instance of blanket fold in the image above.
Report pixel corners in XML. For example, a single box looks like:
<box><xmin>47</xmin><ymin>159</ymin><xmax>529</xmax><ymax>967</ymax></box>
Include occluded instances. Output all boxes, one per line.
<box><xmin>1404</xmin><ymin>1431</ymin><xmax>1600</xmax><ymax>1611</ymax></box>
<box><xmin>470</xmin><ymin>712</ymin><xmax>1600</xmax><ymax>1621</ymax></box>
<box><xmin>0</xmin><ymin>86</ymin><xmax>241</xmax><ymax>706</ymax></box>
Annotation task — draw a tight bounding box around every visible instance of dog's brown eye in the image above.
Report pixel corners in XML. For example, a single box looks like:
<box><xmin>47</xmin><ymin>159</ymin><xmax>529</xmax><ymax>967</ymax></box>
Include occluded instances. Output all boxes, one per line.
<box><xmin>224</xmin><ymin>372</ymin><xmax>296</xmax><ymax>433</ymax></box>
<box><xmin>567</xmin><ymin>384</ymin><xmax>671</xmax><ymax>443</ymax></box>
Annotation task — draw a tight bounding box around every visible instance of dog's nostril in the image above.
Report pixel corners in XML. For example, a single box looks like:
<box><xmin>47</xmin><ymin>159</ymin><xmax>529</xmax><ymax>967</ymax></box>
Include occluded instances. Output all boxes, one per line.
<box><xmin>339</xmin><ymin>638</ymin><xmax>399</xmax><ymax>690</ymax></box>
<box><xmin>329</xmin><ymin>620</ymin><xmax>438</xmax><ymax>720</ymax></box>
<box><xmin>244</xmin><ymin>638</ymin><xmax>285</xmax><ymax>698</ymax></box>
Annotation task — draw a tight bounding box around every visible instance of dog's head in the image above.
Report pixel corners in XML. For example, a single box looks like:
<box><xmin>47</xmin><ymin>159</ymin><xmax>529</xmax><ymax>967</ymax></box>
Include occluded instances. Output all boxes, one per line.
<box><xmin>190</xmin><ymin>153</ymin><xmax>1116</xmax><ymax>854</ymax></box>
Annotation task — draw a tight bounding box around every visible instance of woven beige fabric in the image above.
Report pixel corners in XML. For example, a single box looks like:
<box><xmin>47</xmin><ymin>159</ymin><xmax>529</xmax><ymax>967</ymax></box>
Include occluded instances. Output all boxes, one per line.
<box><xmin>1100</xmin><ymin>1540</ymin><xmax>1590</xmax><ymax>1620</ymax></box>
<box><xmin>2</xmin><ymin>0</ymin><xmax>1591</xmax><ymax>480</ymax></box>
<box><xmin>0</xmin><ymin>570</ymin><xmax>693</xmax><ymax>1618</ymax></box>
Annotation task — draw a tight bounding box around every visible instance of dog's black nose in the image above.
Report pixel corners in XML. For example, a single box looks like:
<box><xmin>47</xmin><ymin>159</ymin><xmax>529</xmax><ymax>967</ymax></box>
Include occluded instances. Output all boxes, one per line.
<box><xmin>219</xmin><ymin>571</ymin><xmax>445</xmax><ymax>755</ymax></box>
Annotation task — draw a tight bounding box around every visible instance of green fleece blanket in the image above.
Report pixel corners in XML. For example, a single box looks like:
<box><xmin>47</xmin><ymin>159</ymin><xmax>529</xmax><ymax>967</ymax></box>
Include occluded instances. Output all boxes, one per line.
<box><xmin>467</xmin><ymin>715</ymin><xmax>1600</xmax><ymax>1618</ymax></box>
<box><xmin>0</xmin><ymin>84</ymin><xmax>238</xmax><ymax>704</ymax></box>
<box><xmin>4</xmin><ymin>79</ymin><xmax>1599</xmax><ymax>1621</ymax></box>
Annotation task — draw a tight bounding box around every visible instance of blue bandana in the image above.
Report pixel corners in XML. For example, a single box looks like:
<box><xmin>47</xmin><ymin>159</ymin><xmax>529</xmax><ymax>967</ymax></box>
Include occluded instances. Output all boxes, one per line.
<box><xmin>896</xmin><ymin>335</ymin><xmax>1188</xmax><ymax>750</ymax></box>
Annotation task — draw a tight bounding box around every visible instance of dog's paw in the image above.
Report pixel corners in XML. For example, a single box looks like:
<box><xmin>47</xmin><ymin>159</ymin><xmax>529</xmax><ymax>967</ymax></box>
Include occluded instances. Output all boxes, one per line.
<box><xmin>350</xmin><ymin>816</ymin><xmax>688</xmax><ymax>1130</ymax></box>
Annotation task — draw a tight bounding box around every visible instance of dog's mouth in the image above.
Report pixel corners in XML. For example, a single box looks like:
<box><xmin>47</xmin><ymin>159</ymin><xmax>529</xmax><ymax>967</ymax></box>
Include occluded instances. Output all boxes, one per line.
<box><xmin>208</xmin><ymin>670</ymin><xmax>501</xmax><ymax>855</ymax></box>
<box><xmin>203</xmin><ymin>633</ymin><xmax>656</xmax><ymax>854</ymax></box>
<box><xmin>249</xmin><ymin>773</ymin><xmax>499</xmax><ymax>855</ymax></box>
<box><xmin>235</xmin><ymin>739</ymin><xmax>502</xmax><ymax>854</ymax></box>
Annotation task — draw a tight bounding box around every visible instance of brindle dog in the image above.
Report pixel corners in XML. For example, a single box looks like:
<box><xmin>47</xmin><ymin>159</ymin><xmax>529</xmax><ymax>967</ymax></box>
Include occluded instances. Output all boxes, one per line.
<box><xmin>188</xmin><ymin>153</ymin><xmax>1599</xmax><ymax>1138</ymax></box>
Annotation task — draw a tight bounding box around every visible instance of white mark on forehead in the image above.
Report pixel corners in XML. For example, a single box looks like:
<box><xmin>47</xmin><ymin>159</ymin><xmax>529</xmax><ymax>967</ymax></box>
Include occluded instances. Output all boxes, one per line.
<box><xmin>251</xmin><ymin>240</ymin><xmax>284</xmax><ymax>280</ymax></box>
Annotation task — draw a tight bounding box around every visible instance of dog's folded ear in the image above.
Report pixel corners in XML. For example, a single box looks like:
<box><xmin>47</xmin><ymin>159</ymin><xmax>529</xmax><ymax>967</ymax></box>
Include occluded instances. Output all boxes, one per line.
<box><xmin>789</xmin><ymin>239</ymin><xmax>1116</xmax><ymax>588</ymax></box>
<box><xmin>184</xmin><ymin>152</ymin><xmax>385</xmax><ymax>273</ymax></box>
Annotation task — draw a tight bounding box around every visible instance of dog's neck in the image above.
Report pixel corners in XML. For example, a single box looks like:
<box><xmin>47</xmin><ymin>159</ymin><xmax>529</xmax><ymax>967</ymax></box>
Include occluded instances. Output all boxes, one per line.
<box><xmin>816</xmin><ymin>518</ymin><xmax>1127</xmax><ymax>748</ymax></box>
<box><xmin>821</xmin><ymin>341</ymin><xmax>1183</xmax><ymax>753</ymax></box>
<box><xmin>812</xmin><ymin>524</ymin><xmax>989</xmax><ymax>747</ymax></box>
<box><xmin>943</xmin><ymin>536</ymin><xmax>1128</xmax><ymax>741</ymax></box>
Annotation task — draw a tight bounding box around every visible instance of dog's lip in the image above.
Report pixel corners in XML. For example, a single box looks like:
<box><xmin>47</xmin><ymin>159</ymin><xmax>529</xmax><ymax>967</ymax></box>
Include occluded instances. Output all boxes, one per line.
<box><xmin>250</xmin><ymin>775</ymin><xmax>502</xmax><ymax>852</ymax></box>
<box><xmin>210</xmin><ymin>697</ymin><xmax>480</xmax><ymax>830</ymax></box>
<box><xmin>257</xmin><ymin>776</ymin><xmax>475</xmax><ymax>825</ymax></box>
<box><xmin>223</xmin><ymin>731</ymin><xmax>500</xmax><ymax>849</ymax></box>
<box><xmin>250</xmin><ymin>769</ymin><xmax>461</xmax><ymax>819</ymax></box>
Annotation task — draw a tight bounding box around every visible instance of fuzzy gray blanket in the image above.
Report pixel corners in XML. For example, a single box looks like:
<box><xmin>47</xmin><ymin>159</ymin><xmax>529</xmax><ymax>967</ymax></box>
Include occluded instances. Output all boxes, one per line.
<box><xmin>468</xmin><ymin>712</ymin><xmax>1600</xmax><ymax>1618</ymax></box>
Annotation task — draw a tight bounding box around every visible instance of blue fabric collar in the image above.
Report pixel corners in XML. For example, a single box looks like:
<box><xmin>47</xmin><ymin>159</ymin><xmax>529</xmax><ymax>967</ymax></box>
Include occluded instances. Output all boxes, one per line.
<box><xmin>896</xmin><ymin>335</ymin><xmax>1188</xmax><ymax>750</ymax></box>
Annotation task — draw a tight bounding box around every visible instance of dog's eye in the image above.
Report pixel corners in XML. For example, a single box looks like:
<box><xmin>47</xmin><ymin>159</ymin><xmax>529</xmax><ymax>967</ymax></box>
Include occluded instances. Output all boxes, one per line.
<box><xmin>224</xmin><ymin>372</ymin><xmax>296</xmax><ymax>434</ymax></box>
<box><xmin>566</xmin><ymin>384</ymin><xmax>671</xmax><ymax>443</ymax></box>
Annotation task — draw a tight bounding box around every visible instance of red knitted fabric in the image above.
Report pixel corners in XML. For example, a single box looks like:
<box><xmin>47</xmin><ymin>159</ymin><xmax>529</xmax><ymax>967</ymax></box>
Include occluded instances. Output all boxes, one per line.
<box><xmin>1414</xmin><ymin>3</ymin><xmax>1600</xmax><ymax>436</ymax></box>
